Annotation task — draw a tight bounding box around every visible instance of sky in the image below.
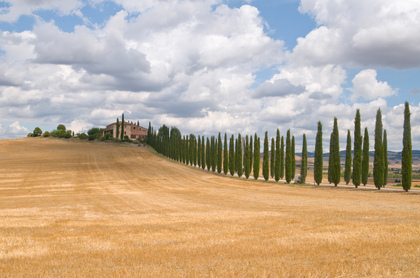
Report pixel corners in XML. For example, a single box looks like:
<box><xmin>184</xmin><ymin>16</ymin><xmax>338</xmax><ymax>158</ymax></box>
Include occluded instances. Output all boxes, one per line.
<box><xmin>0</xmin><ymin>0</ymin><xmax>419</xmax><ymax>151</ymax></box>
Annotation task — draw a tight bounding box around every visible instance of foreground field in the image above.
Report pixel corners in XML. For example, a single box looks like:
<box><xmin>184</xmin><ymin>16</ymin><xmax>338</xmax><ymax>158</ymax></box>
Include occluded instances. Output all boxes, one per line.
<box><xmin>0</xmin><ymin>138</ymin><xmax>419</xmax><ymax>277</ymax></box>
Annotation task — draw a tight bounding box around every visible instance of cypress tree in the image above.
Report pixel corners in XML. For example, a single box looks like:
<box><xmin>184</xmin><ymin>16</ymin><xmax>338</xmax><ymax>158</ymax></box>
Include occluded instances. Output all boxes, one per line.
<box><xmin>237</xmin><ymin>134</ymin><xmax>243</xmax><ymax>178</ymax></box>
<box><xmin>271</xmin><ymin>137</ymin><xmax>275</xmax><ymax>178</ymax></box>
<box><xmin>300</xmin><ymin>134</ymin><xmax>307</xmax><ymax>184</ymax></box>
<box><xmin>344</xmin><ymin>130</ymin><xmax>352</xmax><ymax>185</ymax></box>
<box><xmin>402</xmin><ymin>101</ymin><xmax>412</xmax><ymax>192</ymax></box>
<box><xmin>223</xmin><ymin>133</ymin><xmax>228</xmax><ymax>175</ymax></box>
<box><xmin>120</xmin><ymin>113</ymin><xmax>125</xmax><ymax>140</ymax></box>
<box><xmin>253</xmin><ymin>133</ymin><xmax>260</xmax><ymax>180</ymax></box>
<box><xmin>147</xmin><ymin>122</ymin><xmax>151</xmax><ymax>144</ymax></box>
<box><xmin>362</xmin><ymin>128</ymin><xmax>369</xmax><ymax>186</ymax></box>
<box><xmin>249</xmin><ymin>135</ymin><xmax>253</xmax><ymax>172</ymax></box>
<box><xmin>197</xmin><ymin>136</ymin><xmax>201</xmax><ymax>168</ymax></box>
<box><xmin>383</xmin><ymin>130</ymin><xmax>388</xmax><ymax>187</ymax></box>
<box><xmin>328</xmin><ymin>132</ymin><xmax>333</xmax><ymax>184</ymax></box>
<box><xmin>116</xmin><ymin>118</ymin><xmax>120</xmax><ymax>139</ymax></box>
<box><xmin>206</xmin><ymin>137</ymin><xmax>211</xmax><ymax>171</ymax></box>
<box><xmin>353</xmin><ymin>109</ymin><xmax>362</xmax><ymax>187</ymax></box>
<box><xmin>211</xmin><ymin>136</ymin><xmax>216</xmax><ymax>172</ymax></box>
<box><xmin>314</xmin><ymin>121</ymin><xmax>323</xmax><ymax>185</ymax></box>
<box><xmin>373</xmin><ymin>109</ymin><xmax>384</xmax><ymax>190</ymax></box>
<box><xmin>280</xmin><ymin>136</ymin><xmax>284</xmax><ymax>179</ymax></box>
<box><xmin>291</xmin><ymin>135</ymin><xmax>296</xmax><ymax>179</ymax></box>
<box><xmin>275</xmin><ymin>129</ymin><xmax>280</xmax><ymax>182</ymax></box>
<box><xmin>244</xmin><ymin>135</ymin><xmax>250</xmax><ymax>179</ymax></box>
<box><xmin>331</xmin><ymin>118</ymin><xmax>341</xmax><ymax>186</ymax></box>
<box><xmin>285</xmin><ymin>130</ymin><xmax>292</xmax><ymax>183</ymax></box>
<box><xmin>218</xmin><ymin>132</ymin><xmax>223</xmax><ymax>173</ymax></box>
<box><xmin>263</xmin><ymin>131</ymin><xmax>269</xmax><ymax>181</ymax></box>
<box><xmin>201</xmin><ymin>136</ymin><xmax>206</xmax><ymax>170</ymax></box>
<box><xmin>229</xmin><ymin>135</ymin><xmax>235</xmax><ymax>176</ymax></box>
<box><xmin>186</xmin><ymin>135</ymin><xmax>190</xmax><ymax>165</ymax></box>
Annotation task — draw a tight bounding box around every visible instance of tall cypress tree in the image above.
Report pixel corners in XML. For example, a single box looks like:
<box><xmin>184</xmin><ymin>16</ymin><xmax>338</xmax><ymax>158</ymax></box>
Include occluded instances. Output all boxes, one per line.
<box><xmin>206</xmin><ymin>137</ymin><xmax>211</xmax><ymax>171</ymax></box>
<box><xmin>275</xmin><ymin>129</ymin><xmax>281</xmax><ymax>182</ymax></box>
<box><xmin>186</xmin><ymin>135</ymin><xmax>190</xmax><ymax>165</ymax></box>
<box><xmin>291</xmin><ymin>135</ymin><xmax>296</xmax><ymax>179</ymax></box>
<box><xmin>237</xmin><ymin>134</ymin><xmax>243</xmax><ymax>178</ymax></box>
<box><xmin>362</xmin><ymin>128</ymin><xmax>369</xmax><ymax>186</ymax></box>
<box><xmin>244</xmin><ymin>135</ymin><xmax>250</xmax><ymax>179</ymax></box>
<box><xmin>229</xmin><ymin>135</ymin><xmax>235</xmax><ymax>176</ymax></box>
<box><xmin>383</xmin><ymin>130</ymin><xmax>388</xmax><ymax>187</ymax></box>
<box><xmin>263</xmin><ymin>131</ymin><xmax>269</xmax><ymax>181</ymax></box>
<box><xmin>116</xmin><ymin>118</ymin><xmax>120</xmax><ymax>140</ymax></box>
<box><xmin>120</xmin><ymin>113</ymin><xmax>125</xmax><ymax>140</ymax></box>
<box><xmin>211</xmin><ymin>136</ymin><xmax>216</xmax><ymax>172</ymax></box>
<box><xmin>285</xmin><ymin>130</ymin><xmax>292</xmax><ymax>183</ymax></box>
<box><xmin>197</xmin><ymin>136</ymin><xmax>201</xmax><ymax>168</ymax></box>
<box><xmin>402</xmin><ymin>101</ymin><xmax>412</xmax><ymax>192</ymax></box>
<box><xmin>373</xmin><ymin>109</ymin><xmax>384</xmax><ymax>190</ymax></box>
<box><xmin>217</xmin><ymin>132</ymin><xmax>222</xmax><ymax>173</ymax></box>
<box><xmin>249</xmin><ymin>135</ymin><xmax>253</xmax><ymax>172</ymax></box>
<box><xmin>201</xmin><ymin>136</ymin><xmax>206</xmax><ymax>170</ymax></box>
<box><xmin>344</xmin><ymin>130</ymin><xmax>352</xmax><ymax>185</ymax></box>
<box><xmin>331</xmin><ymin>118</ymin><xmax>341</xmax><ymax>186</ymax></box>
<box><xmin>253</xmin><ymin>133</ymin><xmax>260</xmax><ymax>180</ymax></box>
<box><xmin>300</xmin><ymin>134</ymin><xmax>308</xmax><ymax>184</ymax></box>
<box><xmin>223</xmin><ymin>133</ymin><xmax>228</xmax><ymax>175</ymax></box>
<box><xmin>314</xmin><ymin>121</ymin><xmax>323</xmax><ymax>185</ymax></box>
<box><xmin>328</xmin><ymin>132</ymin><xmax>333</xmax><ymax>184</ymax></box>
<box><xmin>353</xmin><ymin>109</ymin><xmax>362</xmax><ymax>187</ymax></box>
<box><xmin>280</xmin><ymin>136</ymin><xmax>284</xmax><ymax>179</ymax></box>
<box><xmin>271</xmin><ymin>137</ymin><xmax>275</xmax><ymax>178</ymax></box>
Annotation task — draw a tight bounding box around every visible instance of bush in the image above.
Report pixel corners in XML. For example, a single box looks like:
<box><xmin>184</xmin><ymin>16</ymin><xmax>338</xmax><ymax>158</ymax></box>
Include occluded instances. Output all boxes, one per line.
<box><xmin>101</xmin><ymin>133</ymin><xmax>113</xmax><ymax>141</ymax></box>
<box><xmin>78</xmin><ymin>133</ymin><xmax>88</xmax><ymax>140</ymax></box>
<box><xmin>33</xmin><ymin>127</ymin><xmax>42</xmax><ymax>137</ymax></box>
<box><xmin>88</xmin><ymin>134</ymin><xmax>97</xmax><ymax>141</ymax></box>
<box><xmin>27</xmin><ymin>133</ymin><xmax>33</xmax><ymax>137</ymax></box>
<box><xmin>64</xmin><ymin>130</ymin><xmax>72</xmax><ymax>138</ymax></box>
<box><xmin>50</xmin><ymin>130</ymin><xmax>59</xmax><ymax>137</ymax></box>
<box><xmin>58</xmin><ymin>130</ymin><xmax>67</xmax><ymax>138</ymax></box>
<box><xmin>42</xmin><ymin>131</ymin><xmax>51</xmax><ymax>137</ymax></box>
<box><xmin>57</xmin><ymin>124</ymin><xmax>66</xmax><ymax>131</ymax></box>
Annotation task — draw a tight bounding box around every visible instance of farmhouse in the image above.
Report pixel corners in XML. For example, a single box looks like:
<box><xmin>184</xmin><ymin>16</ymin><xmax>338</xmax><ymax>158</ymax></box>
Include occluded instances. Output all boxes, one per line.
<box><xmin>102</xmin><ymin>121</ymin><xmax>147</xmax><ymax>140</ymax></box>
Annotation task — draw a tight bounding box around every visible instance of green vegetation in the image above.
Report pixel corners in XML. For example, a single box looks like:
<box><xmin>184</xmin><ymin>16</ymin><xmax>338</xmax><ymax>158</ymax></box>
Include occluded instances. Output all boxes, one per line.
<box><xmin>402</xmin><ymin>101</ymin><xmax>412</xmax><ymax>192</ymax></box>
<box><xmin>229</xmin><ymin>135</ymin><xmax>235</xmax><ymax>176</ymax></box>
<box><xmin>373</xmin><ymin>109</ymin><xmax>384</xmax><ymax>190</ymax></box>
<box><xmin>237</xmin><ymin>133</ymin><xmax>243</xmax><ymax>178</ymax></box>
<box><xmin>253</xmin><ymin>133</ymin><xmax>260</xmax><ymax>180</ymax></box>
<box><xmin>344</xmin><ymin>130</ymin><xmax>351</xmax><ymax>185</ymax></box>
<box><xmin>270</xmin><ymin>137</ymin><xmax>275</xmax><ymax>179</ymax></box>
<box><xmin>300</xmin><ymin>134</ymin><xmax>307</xmax><ymax>184</ymax></box>
<box><xmin>263</xmin><ymin>131</ymin><xmax>269</xmax><ymax>181</ymax></box>
<box><xmin>275</xmin><ymin>129</ymin><xmax>280</xmax><ymax>182</ymax></box>
<box><xmin>314</xmin><ymin>121</ymin><xmax>323</xmax><ymax>185</ymax></box>
<box><xmin>285</xmin><ymin>129</ymin><xmax>291</xmax><ymax>184</ymax></box>
<box><xmin>362</xmin><ymin>127</ymin><xmax>369</xmax><ymax>186</ymax></box>
<box><xmin>383</xmin><ymin>130</ymin><xmax>388</xmax><ymax>187</ymax></box>
<box><xmin>353</xmin><ymin>109</ymin><xmax>362</xmax><ymax>187</ymax></box>
<box><xmin>223</xmin><ymin>133</ymin><xmax>228</xmax><ymax>174</ymax></box>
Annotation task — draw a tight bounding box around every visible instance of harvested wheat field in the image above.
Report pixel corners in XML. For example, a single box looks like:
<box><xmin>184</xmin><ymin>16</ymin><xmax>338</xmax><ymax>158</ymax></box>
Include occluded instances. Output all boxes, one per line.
<box><xmin>0</xmin><ymin>138</ymin><xmax>419</xmax><ymax>277</ymax></box>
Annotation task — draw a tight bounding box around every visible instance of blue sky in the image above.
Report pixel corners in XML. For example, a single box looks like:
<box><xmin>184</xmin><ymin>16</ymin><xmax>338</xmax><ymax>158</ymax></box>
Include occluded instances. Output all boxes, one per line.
<box><xmin>0</xmin><ymin>0</ymin><xmax>419</xmax><ymax>151</ymax></box>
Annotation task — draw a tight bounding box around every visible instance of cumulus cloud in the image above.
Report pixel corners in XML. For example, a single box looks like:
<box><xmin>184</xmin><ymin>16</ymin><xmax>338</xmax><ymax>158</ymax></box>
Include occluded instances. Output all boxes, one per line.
<box><xmin>0</xmin><ymin>121</ymin><xmax>29</xmax><ymax>138</ymax></box>
<box><xmin>349</xmin><ymin>69</ymin><xmax>396</xmax><ymax>101</ymax></box>
<box><xmin>296</xmin><ymin>0</ymin><xmax>420</xmax><ymax>69</ymax></box>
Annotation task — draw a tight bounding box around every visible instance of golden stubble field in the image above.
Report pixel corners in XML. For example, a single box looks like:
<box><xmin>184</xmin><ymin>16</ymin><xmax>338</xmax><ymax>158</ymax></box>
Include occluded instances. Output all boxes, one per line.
<box><xmin>0</xmin><ymin>138</ymin><xmax>419</xmax><ymax>277</ymax></box>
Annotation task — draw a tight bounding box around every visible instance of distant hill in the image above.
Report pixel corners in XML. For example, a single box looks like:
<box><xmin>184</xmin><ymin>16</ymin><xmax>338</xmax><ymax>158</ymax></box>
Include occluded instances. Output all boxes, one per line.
<box><xmin>296</xmin><ymin>150</ymin><xmax>420</xmax><ymax>169</ymax></box>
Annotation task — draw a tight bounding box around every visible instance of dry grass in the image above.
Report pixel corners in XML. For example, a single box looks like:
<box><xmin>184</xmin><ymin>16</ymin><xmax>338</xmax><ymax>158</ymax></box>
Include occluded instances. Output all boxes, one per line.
<box><xmin>0</xmin><ymin>138</ymin><xmax>419</xmax><ymax>277</ymax></box>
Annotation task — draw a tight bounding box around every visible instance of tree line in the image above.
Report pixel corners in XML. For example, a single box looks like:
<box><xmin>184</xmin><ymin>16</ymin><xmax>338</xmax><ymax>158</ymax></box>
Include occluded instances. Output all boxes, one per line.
<box><xmin>147</xmin><ymin>102</ymin><xmax>413</xmax><ymax>192</ymax></box>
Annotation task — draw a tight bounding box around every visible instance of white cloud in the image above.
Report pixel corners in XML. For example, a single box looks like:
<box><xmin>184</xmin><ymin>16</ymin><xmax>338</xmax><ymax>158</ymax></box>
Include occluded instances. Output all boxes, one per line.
<box><xmin>349</xmin><ymin>69</ymin><xmax>396</xmax><ymax>101</ymax></box>
<box><xmin>0</xmin><ymin>121</ymin><xmax>29</xmax><ymax>138</ymax></box>
<box><xmin>296</xmin><ymin>0</ymin><xmax>420</xmax><ymax>68</ymax></box>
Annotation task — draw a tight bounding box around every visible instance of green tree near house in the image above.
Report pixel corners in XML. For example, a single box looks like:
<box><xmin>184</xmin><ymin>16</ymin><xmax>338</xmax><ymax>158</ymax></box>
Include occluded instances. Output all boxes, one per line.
<box><xmin>383</xmin><ymin>130</ymin><xmax>388</xmax><ymax>187</ymax></box>
<box><xmin>271</xmin><ymin>137</ymin><xmax>275</xmax><ymax>179</ymax></box>
<box><xmin>373</xmin><ymin>109</ymin><xmax>384</xmax><ymax>189</ymax></box>
<box><xmin>314</xmin><ymin>121</ymin><xmax>323</xmax><ymax>185</ymax></box>
<box><xmin>344</xmin><ymin>130</ymin><xmax>352</xmax><ymax>185</ymax></box>
<box><xmin>291</xmin><ymin>135</ymin><xmax>296</xmax><ymax>179</ymax></box>
<box><xmin>223</xmin><ymin>133</ymin><xmax>228</xmax><ymax>174</ymax></box>
<box><xmin>285</xmin><ymin>129</ymin><xmax>292</xmax><ymax>184</ymax></box>
<box><xmin>120</xmin><ymin>113</ymin><xmax>125</xmax><ymax>141</ymax></box>
<box><xmin>253</xmin><ymin>133</ymin><xmax>260</xmax><ymax>180</ymax></box>
<box><xmin>263</xmin><ymin>131</ymin><xmax>269</xmax><ymax>181</ymax></box>
<box><xmin>275</xmin><ymin>129</ymin><xmax>281</xmax><ymax>182</ymax></box>
<box><xmin>300</xmin><ymin>134</ymin><xmax>308</xmax><ymax>184</ymax></box>
<box><xmin>116</xmin><ymin>118</ymin><xmax>120</xmax><ymax>140</ymax></box>
<box><xmin>362</xmin><ymin>127</ymin><xmax>370</xmax><ymax>186</ymax></box>
<box><xmin>229</xmin><ymin>135</ymin><xmax>235</xmax><ymax>176</ymax></box>
<box><xmin>353</xmin><ymin>109</ymin><xmax>362</xmax><ymax>188</ymax></box>
<box><xmin>402</xmin><ymin>101</ymin><xmax>412</xmax><ymax>192</ymax></box>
